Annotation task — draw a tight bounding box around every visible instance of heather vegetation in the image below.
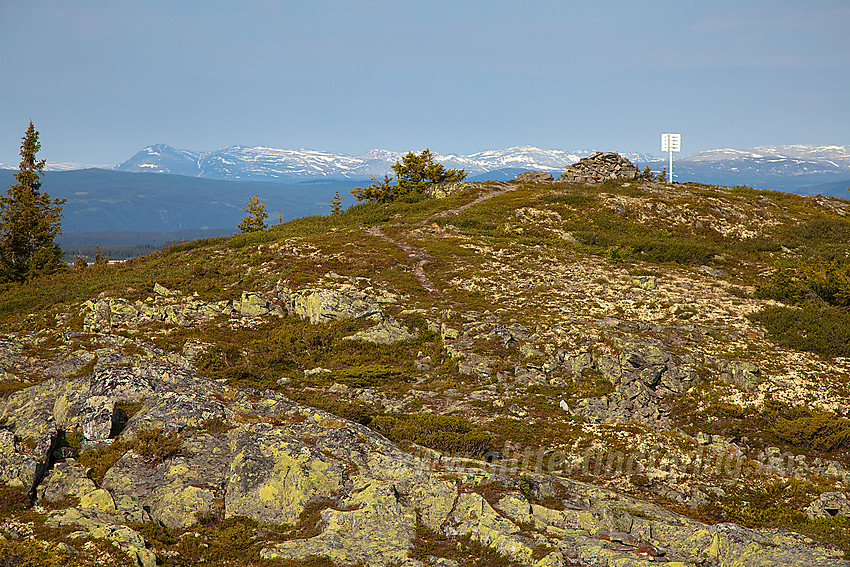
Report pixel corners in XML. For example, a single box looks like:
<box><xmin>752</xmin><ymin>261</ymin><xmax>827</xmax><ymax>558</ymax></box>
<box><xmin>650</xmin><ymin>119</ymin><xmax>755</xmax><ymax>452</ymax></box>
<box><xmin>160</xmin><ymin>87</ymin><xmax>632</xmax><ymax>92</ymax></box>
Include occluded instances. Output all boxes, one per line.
<box><xmin>2</xmin><ymin>151</ymin><xmax>850</xmax><ymax>565</ymax></box>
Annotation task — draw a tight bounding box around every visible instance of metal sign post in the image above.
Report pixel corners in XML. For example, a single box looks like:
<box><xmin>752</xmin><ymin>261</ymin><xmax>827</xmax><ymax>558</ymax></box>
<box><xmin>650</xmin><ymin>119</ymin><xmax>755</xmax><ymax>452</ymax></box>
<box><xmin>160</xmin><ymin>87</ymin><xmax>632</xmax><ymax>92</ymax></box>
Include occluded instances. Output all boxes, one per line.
<box><xmin>661</xmin><ymin>133</ymin><xmax>681</xmax><ymax>183</ymax></box>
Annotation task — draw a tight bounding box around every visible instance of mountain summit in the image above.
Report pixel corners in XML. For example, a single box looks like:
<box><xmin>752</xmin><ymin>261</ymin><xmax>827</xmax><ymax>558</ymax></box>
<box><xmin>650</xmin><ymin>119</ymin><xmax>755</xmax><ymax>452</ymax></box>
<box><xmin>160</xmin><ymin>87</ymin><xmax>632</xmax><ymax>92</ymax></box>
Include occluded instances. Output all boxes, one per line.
<box><xmin>2</xmin><ymin>170</ymin><xmax>850</xmax><ymax>565</ymax></box>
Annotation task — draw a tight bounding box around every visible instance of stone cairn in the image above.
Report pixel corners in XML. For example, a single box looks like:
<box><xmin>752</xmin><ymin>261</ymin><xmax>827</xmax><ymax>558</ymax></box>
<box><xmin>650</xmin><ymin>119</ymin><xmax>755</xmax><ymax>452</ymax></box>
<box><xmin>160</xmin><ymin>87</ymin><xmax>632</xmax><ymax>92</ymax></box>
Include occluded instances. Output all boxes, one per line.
<box><xmin>558</xmin><ymin>151</ymin><xmax>639</xmax><ymax>183</ymax></box>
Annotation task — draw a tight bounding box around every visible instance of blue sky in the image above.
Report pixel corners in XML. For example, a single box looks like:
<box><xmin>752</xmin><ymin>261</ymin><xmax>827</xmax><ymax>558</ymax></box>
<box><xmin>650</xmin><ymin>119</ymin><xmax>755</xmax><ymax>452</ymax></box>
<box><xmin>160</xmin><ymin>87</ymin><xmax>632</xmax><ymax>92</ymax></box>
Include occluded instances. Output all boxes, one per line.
<box><xmin>1</xmin><ymin>0</ymin><xmax>848</xmax><ymax>166</ymax></box>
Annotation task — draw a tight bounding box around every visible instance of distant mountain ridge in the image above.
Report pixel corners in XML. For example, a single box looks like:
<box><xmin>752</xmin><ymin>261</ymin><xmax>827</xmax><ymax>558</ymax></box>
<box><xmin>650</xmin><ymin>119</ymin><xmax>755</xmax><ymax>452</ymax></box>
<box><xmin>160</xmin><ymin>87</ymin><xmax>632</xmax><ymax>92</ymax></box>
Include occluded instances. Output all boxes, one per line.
<box><xmin>641</xmin><ymin>144</ymin><xmax>850</xmax><ymax>194</ymax></box>
<box><xmin>115</xmin><ymin>144</ymin><xmax>659</xmax><ymax>182</ymax></box>
<box><xmin>113</xmin><ymin>142</ymin><xmax>850</xmax><ymax>193</ymax></box>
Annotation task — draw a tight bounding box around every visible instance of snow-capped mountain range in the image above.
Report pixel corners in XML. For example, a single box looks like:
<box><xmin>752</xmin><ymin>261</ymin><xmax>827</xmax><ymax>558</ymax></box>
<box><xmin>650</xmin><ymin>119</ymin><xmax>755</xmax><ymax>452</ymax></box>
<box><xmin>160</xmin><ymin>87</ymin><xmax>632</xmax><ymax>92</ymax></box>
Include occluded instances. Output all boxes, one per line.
<box><xmin>685</xmin><ymin>145</ymin><xmax>850</xmax><ymax>167</ymax></box>
<box><xmin>113</xmin><ymin>144</ymin><xmax>659</xmax><ymax>182</ymax></box>
<box><xmin>4</xmin><ymin>144</ymin><xmax>848</xmax><ymax>193</ymax></box>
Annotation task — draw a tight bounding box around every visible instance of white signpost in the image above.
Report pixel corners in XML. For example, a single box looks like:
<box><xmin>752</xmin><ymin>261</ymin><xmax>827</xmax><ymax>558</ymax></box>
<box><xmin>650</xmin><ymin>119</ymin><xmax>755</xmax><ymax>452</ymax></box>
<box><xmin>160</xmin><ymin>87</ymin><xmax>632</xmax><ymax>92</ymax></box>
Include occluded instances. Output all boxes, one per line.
<box><xmin>661</xmin><ymin>133</ymin><xmax>681</xmax><ymax>184</ymax></box>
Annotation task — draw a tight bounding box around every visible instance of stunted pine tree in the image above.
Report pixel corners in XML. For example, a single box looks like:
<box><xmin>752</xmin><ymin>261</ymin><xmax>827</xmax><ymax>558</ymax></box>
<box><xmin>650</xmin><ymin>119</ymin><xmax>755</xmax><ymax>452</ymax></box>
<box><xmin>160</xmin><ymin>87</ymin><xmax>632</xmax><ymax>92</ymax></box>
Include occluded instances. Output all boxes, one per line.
<box><xmin>352</xmin><ymin>149</ymin><xmax>466</xmax><ymax>203</ymax></box>
<box><xmin>238</xmin><ymin>195</ymin><xmax>268</xmax><ymax>233</ymax></box>
<box><xmin>0</xmin><ymin>121</ymin><xmax>65</xmax><ymax>284</ymax></box>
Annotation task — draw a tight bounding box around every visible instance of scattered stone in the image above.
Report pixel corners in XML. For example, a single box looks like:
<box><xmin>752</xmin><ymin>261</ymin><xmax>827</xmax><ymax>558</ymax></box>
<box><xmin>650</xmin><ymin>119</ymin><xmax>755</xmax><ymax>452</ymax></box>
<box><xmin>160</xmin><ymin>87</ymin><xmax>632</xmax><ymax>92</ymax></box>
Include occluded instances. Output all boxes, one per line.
<box><xmin>698</xmin><ymin>265</ymin><xmax>729</xmax><ymax>277</ymax></box>
<box><xmin>696</xmin><ymin>431</ymin><xmax>712</xmax><ymax>445</ymax></box>
<box><xmin>807</xmin><ymin>492</ymin><xmax>850</xmax><ymax>520</ymax></box>
<box><xmin>630</xmin><ymin>275</ymin><xmax>657</xmax><ymax>290</ymax></box>
<box><xmin>153</xmin><ymin>283</ymin><xmax>175</xmax><ymax>296</ymax></box>
<box><xmin>718</xmin><ymin>360</ymin><xmax>761</xmax><ymax>392</ymax></box>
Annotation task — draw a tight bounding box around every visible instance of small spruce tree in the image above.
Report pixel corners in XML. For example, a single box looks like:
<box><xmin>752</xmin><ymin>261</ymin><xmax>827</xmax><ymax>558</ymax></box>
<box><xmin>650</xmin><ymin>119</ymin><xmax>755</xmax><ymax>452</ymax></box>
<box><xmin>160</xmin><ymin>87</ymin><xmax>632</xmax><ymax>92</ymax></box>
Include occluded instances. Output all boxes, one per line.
<box><xmin>237</xmin><ymin>195</ymin><xmax>268</xmax><ymax>233</ymax></box>
<box><xmin>329</xmin><ymin>190</ymin><xmax>343</xmax><ymax>214</ymax></box>
<box><xmin>0</xmin><ymin>121</ymin><xmax>66</xmax><ymax>284</ymax></box>
<box><xmin>94</xmin><ymin>245</ymin><xmax>108</xmax><ymax>266</ymax></box>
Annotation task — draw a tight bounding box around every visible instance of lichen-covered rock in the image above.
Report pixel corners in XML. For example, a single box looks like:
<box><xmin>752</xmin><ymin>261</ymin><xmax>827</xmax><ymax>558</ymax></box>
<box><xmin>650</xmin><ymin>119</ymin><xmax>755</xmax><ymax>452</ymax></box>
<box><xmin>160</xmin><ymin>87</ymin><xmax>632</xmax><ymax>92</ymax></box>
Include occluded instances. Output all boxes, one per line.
<box><xmin>38</xmin><ymin>459</ymin><xmax>99</xmax><ymax>503</ymax></box>
<box><xmin>80</xmin><ymin>396</ymin><xmax>116</xmax><ymax>441</ymax></box>
<box><xmin>427</xmin><ymin>180</ymin><xmax>475</xmax><ymax>199</ymax></box>
<box><xmin>0</xmin><ymin>429</ymin><xmax>41</xmax><ymax>488</ymax></box>
<box><xmin>46</xmin><ymin>507</ymin><xmax>156</xmax><ymax>567</ymax></box>
<box><xmin>279</xmin><ymin>286</ymin><xmax>383</xmax><ymax>324</ymax></box>
<box><xmin>45</xmin><ymin>350</ymin><xmax>96</xmax><ymax>378</ymax></box>
<box><xmin>807</xmin><ymin>492</ymin><xmax>850</xmax><ymax>520</ymax></box>
<box><xmin>120</xmin><ymin>390</ymin><xmax>227</xmax><ymax>436</ymax></box>
<box><xmin>261</xmin><ymin>478</ymin><xmax>417</xmax><ymax>567</ymax></box>
<box><xmin>0</xmin><ymin>338</ymin><xmax>24</xmax><ymax>370</ymax></box>
<box><xmin>226</xmin><ymin>423</ymin><xmax>346</xmax><ymax>524</ymax></box>
<box><xmin>719</xmin><ymin>360</ymin><xmax>761</xmax><ymax>392</ymax></box>
<box><xmin>1</xmin><ymin>377</ymin><xmax>66</xmax><ymax>440</ymax></box>
<box><xmin>344</xmin><ymin>317</ymin><xmax>415</xmax><ymax>344</ymax></box>
<box><xmin>80</xmin><ymin>287</ymin><xmax>283</xmax><ymax>332</ymax></box>
<box><xmin>102</xmin><ymin>434</ymin><xmax>229</xmax><ymax>528</ymax></box>
<box><xmin>235</xmin><ymin>291</ymin><xmax>284</xmax><ymax>317</ymax></box>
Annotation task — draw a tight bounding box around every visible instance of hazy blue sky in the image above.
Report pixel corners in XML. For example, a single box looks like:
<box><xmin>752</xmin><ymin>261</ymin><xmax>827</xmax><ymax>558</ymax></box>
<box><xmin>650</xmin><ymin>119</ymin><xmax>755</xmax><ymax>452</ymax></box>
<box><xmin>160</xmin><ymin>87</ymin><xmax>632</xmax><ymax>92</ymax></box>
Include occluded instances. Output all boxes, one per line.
<box><xmin>1</xmin><ymin>0</ymin><xmax>848</xmax><ymax>166</ymax></box>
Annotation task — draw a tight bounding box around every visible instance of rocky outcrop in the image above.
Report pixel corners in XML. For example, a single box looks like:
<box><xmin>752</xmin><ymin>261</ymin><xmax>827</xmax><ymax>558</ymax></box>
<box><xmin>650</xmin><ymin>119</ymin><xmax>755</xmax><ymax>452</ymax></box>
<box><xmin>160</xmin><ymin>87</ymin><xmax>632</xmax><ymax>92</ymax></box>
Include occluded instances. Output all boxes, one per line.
<box><xmin>82</xmin><ymin>286</ymin><xmax>283</xmax><ymax>332</ymax></box>
<box><xmin>517</xmin><ymin>171</ymin><xmax>554</xmax><ymax>183</ymax></box>
<box><xmin>278</xmin><ymin>286</ymin><xmax>384</xmax><ymax>324</ymax></box>
<box><xmin>344</xmin><ymin>317</ymin><xmax>415</xmax><ymax>344</ymax></box>
<box><xmin>2</xmin><ymin>335</ymin><xmax>847</xmax><ymax>567</ymax></box>
<box><xmin>558</xmin><ymin>152</ymin><xmax>639</xmax><ymax>183</ymax></box>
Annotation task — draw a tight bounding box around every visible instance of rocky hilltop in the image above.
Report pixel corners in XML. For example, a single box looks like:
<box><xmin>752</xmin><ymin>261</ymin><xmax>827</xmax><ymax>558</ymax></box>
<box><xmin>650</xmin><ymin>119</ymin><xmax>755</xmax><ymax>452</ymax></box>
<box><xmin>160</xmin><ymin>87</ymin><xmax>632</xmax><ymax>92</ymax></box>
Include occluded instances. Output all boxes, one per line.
<box><xmin>2</xmin><ymin>153</ymin><xmax>850</xmax><ymax>566</ymax></box>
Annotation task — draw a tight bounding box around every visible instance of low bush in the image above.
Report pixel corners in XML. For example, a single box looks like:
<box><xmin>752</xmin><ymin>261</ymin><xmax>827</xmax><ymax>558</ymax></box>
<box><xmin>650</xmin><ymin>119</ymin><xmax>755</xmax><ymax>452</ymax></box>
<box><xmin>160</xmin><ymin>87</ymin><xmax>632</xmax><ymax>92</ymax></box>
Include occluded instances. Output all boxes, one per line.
<box><xmin>763</xmin><ymin>397</ymin><xmax>850</xmax><ymax>453</ymax></box>
<box><xmin>0</xmin><ymin>485</ymin><xmax>30</xmax><ymax>515</ymax></box>
<box><xmin>0</xmin><ymin>380</ymin><xmax>27</xmax><ymax>399</ymax></box>
<box><xmin>753</xmin><ymin>267</ymin><xmax>806</xmax><ymax>305</ymax></box>
<box><xmin>134</xmin><ymin>427</ymin><xmax>180</xmax><ymax>462</ymax></box>
<box><xmin>370</xmin><ymin>413</ymin><xmax>494</xmax><ymax>457</ymax></box>
<box><xmin>748</xmin><ymin>305</ymin><xmax>850</xmax><ymax>358</ymax></box>
<box><xmin>284</xmin><ymin>390</ymin><xmax>377</xmax><ymax>426</ymax></box>
<box><xmin>327</xmin><ymin>364</ymin><xmax>405</xmax><ymax>388</ymax></box>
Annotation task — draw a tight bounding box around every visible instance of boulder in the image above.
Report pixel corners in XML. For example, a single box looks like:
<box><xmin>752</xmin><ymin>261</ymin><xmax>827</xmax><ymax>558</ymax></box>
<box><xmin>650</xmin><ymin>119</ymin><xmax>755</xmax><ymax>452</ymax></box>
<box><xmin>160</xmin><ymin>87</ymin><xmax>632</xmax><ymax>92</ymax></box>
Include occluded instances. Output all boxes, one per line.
<box><xmin>719</xmin><ymin>360</ymin><xmax>761</xmax><ymax>392</ymax></box>
<box><xmin>807</xmin><ymin>492</ymin><xmax>850</xmax><ymax>520</ymax></box>
<box><xmin>279</xmin><ymin>287</ymin><xmax>383</xmax><ymax>324</ymax></box>
<box><xmin>80</xmin><ymin>396</ymin><xmax>117</xmax><ymax>441</ymax></box>
<box><xmin>226</xmin><ymin>423</ymin><xmax>346</xmax><ymax>524</ymax></box>
<box><xmin>517</xmin><ymin>171</ymin><xmax>554</xmax><ymax>184</ymax></box>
